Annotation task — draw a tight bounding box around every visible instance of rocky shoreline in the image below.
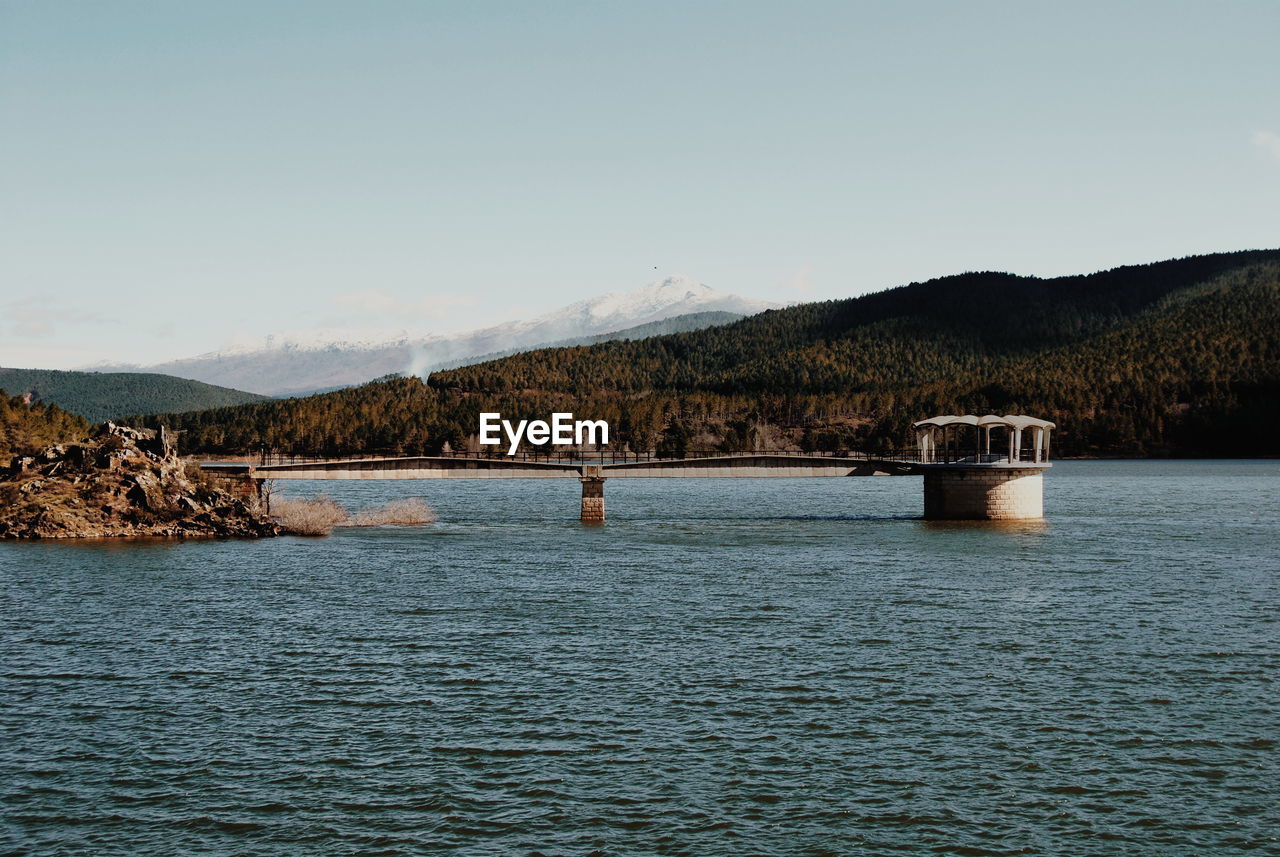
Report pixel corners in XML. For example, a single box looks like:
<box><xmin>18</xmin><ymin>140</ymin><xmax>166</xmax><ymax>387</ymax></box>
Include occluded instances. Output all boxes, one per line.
<box><xmin>0</xmin><ymin>423</ymin><xmax>279</xmax><ymax>539</ymax></box>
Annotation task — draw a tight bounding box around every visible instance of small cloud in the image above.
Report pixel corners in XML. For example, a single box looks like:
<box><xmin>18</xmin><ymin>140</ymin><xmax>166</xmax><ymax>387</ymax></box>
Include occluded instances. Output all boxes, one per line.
<box><xmin>3</xmin><ymin>298</ymin><xmax>115</xmax><ymax>339</ymax></box>
<box><xmin>7</xmin><ymin>301</ymin><xmax>53</xmax><ymax>338</ymax></box>
<box><xmin>1252</xmin><ymin>130</ymin><xmax>1280</xmax><ymax>160</ymax></box>
<box><xmin>328</xmin><ymin>289</ymin><xmax>479</xmax><ymax>320</ymax></box>
<box><xmin>330</xmin><ymin>289</ymin><xmax>400</xmax><ymax>314</ymax></box>
<box><xmin>784</xmin><ymin>265</ymin><xmax>814</xmax><ymax>295</ymax></box>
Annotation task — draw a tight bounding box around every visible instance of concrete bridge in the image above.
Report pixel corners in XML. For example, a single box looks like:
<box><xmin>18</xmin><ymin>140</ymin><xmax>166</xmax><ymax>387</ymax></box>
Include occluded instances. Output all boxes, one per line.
<box><xmin>201</xmin><ymin>414</ymin><xmax>1055</xmax><ymax>522</ymax></box>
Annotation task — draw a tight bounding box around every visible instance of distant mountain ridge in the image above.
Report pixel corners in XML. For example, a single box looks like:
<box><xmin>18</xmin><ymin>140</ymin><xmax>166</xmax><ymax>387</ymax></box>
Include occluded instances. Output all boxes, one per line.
<box><xmin>95</xmin><ymin>276</ymin><xmax>775</xmax><ymax>396</ymax></box>
<box><xmin>139</xmin><ymin>249</ymin><xmax>1280</xmax><ymax>458</ymax></box>
<box><xmin>427</xmin><ymin>311</ymin><xmax>745</xmax><ymax>373</ymax></box>
<box><xmin>0</xmin><ymin>368</ymin><xmax>269</xmax><ymax>423</ymax></box>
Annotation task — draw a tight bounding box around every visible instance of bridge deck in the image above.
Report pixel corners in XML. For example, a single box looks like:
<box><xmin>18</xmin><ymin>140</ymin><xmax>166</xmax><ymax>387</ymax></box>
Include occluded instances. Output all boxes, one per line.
<box><xmin>200</xmin><ymin>452</ymin><xmax>1052</xmax><ymax>522</ymax></box>
<box><xmin>200</xmin><ymin>453</ymin><xmax>937</xmax><ymax>480</ymax></box>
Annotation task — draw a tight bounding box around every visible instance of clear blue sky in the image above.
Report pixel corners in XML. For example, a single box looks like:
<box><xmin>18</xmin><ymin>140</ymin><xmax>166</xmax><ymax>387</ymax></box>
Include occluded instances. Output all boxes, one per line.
<box><xmin>3</xmin><ymin>0</ymin><xmax>1278</xmax><ymax>368</ymax></box>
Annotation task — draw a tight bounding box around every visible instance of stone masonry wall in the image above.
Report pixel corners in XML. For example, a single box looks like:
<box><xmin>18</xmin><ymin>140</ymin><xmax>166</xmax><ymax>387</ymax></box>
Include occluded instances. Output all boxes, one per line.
<box><xmin>922</xmin><ymin>468</ymin><xmax>1044</xmax><ymax>520</ymax></box>
<box><xmin>580</xmin><ymin>477</ymin><xmax>606</xmax><ymax>523</ymax></box>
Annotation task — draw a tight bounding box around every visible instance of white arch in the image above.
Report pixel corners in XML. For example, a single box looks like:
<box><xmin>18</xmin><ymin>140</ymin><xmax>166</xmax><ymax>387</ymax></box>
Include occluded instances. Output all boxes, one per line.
<box><xmin>914</xmin><ymin>414</ymin><xmax>1055</xmax><ymax>463</ymax></box>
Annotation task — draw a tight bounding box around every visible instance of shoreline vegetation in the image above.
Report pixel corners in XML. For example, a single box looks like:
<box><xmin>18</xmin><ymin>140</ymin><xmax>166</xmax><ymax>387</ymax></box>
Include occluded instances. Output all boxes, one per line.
<box><xmin>272</xmin><ymin>495</ymin><xmax>435</xmax><ymax>536</ymax></box>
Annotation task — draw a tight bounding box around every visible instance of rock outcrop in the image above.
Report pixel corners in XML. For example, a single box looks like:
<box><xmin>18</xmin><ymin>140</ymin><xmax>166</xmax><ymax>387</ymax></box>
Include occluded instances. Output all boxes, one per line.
<box><xmin>0</xmin><ymin>423</ymin><xmax>279</xmax><ymax>539</ymax></box>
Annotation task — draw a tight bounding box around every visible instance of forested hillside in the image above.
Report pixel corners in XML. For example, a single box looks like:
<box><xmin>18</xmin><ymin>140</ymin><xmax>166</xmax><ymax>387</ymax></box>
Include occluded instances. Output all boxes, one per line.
<box><xmin>0</xmin><ymin>390</ymin><xmax>89</xmax><ymax>460</ymax></box>
<box><xmin>0</xmin><ymin>368</ymin><xmax>269</xmax><ymax>423</ymax></box>
<box><xmin>138</xmin><ymin>250</ymin><xmax>1280</xmax><ymax>457</ymax></box>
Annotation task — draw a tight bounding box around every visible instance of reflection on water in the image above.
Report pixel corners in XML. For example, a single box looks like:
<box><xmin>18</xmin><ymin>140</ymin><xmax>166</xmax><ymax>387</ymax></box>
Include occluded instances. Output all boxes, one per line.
<box><xmin>915</xmin><ymin>518</ymin><xmax>1051</xmax><ymax>533</ymax></box>
<box><xmin>2</xmin><ymin>461</ymin><xmax>1278</xmax><ymax>855</ymax></box>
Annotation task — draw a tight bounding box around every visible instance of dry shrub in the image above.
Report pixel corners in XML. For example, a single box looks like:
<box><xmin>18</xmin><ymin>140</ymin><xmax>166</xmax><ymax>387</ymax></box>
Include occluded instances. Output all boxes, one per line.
<box><xmin>273</xmin><ymin>494</ymin><xmax>350</xmax><ymax>536</ymax></box>
<box><xmin>350</xmin><ymin>497</ymin><xmax>436</xmax><ymax>527</ymax></box>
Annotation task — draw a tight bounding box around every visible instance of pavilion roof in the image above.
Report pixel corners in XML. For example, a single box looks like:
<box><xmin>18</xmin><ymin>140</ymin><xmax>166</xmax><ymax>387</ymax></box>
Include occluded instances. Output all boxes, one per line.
<box><xmin>912</xmin><ymin>414</ymin><xmax>1056</xmax><ymax>430</ymax></box>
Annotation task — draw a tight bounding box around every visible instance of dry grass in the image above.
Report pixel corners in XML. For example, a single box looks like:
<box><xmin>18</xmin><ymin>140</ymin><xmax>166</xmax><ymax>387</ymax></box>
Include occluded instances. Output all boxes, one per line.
<box><xmin>273</xmin><ymin>494</ymin><xmax>350</xmax><ymax>536</ymax></box>
<box><xmin>350</xmin><ymin>497</ymin><xmax>436</xmax><ymax>527</ymax></box>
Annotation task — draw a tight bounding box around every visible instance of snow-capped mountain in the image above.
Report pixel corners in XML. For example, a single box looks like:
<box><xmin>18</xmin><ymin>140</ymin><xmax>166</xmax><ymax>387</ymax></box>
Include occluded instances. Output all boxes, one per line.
<box><xmin>468</xmin><ymin>276</ymin><xmax>771</xmax><ymax>351</ymax></box>
<box><xmin>528</xmin><ymin>275</ymin><xmax>764</xmax><ymax>334</ymax></box>
<box><xmin>95</xmin><ymin>277</ymin><xmax>776</xmax><ymax>397</ymax></box>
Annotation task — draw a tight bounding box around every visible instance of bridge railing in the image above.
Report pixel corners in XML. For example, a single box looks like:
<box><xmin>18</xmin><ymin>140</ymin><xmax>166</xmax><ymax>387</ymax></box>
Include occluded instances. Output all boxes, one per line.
<box><xmin>917</xmin><ymin>447</ymin><xmax>1049</xmax><ymax>464</ymax></box>
<box><xmin>221</xmin><ymin>447</ymin><xmax>1030</xmax><ymax>467</ymax></box>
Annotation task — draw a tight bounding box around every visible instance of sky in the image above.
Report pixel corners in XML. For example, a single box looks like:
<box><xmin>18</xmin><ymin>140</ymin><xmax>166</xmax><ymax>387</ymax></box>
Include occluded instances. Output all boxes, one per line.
<box><xmin>2</xmin><ymin>0</ymin><xmax>1279</xmax><ymax>369</ymax></box>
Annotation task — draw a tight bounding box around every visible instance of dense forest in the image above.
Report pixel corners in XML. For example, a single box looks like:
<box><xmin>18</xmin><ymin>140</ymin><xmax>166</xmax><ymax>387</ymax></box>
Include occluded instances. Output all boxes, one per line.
<box><xmin>0</xmin><ymin>390</ymin><xmax>89</xmax><ymax>460</ymax></box>
<box><xmin>0</xmin><ymin>368</ymin><xmax>269</xmax><ymax>423</ymax></box>
<box><xmin>137</xmin><ymin>250</ymin><xmax>1280</xmax><ymax>458</ymax></box>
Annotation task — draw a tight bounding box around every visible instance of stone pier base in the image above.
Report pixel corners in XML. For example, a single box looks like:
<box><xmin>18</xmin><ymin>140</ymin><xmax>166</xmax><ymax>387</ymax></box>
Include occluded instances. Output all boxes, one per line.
<box><xmin>209</xmin><ymin>473</ymin><xmax>264</xmax><ymax>508</ymax></box>
<box><xmin>922</xmin><ymin>467</ymin><xmax>1045</xmax><ymax>520</ymax></box>
<box><xmin>580</xmin><ymin>468</ymin><xmax>606</xmax><ymax>523</ymax></box>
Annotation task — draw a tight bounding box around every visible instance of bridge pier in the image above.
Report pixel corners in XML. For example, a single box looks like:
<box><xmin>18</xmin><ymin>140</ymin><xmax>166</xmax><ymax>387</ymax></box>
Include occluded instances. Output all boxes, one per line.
<box><xmin>922</xmin><ymin>467</ymin><xmax>1045</xmax><ymax>520</ymax></box>
<box><xmin>206</xmin><ymin>470</ymin><xmax>264</xmax><ymax>509</ymax></box>
<box><xmin>580</xmin><ymin>466</ymin><xmax>606</xmax><ymax>524</ymax></box>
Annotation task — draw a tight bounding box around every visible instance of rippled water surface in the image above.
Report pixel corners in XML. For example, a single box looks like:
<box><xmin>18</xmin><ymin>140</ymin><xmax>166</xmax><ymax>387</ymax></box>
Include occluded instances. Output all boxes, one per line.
<box><xmin>2</xmin><ymin>461</ymin><xmax>1278</xmax><ymax>855</ymax></box>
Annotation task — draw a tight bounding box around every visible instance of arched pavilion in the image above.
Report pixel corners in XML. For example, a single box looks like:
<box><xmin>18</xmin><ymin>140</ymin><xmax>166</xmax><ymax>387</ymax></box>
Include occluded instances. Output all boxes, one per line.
<box><xmin>913</xmin><ymin>414</ymin><xmax>1055</xmax><ymax>465</ymax></box>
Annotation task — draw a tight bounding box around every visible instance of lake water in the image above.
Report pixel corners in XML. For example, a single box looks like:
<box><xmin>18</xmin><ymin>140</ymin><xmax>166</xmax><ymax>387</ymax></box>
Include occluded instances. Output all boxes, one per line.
<box><xmin>2</xmin><ymin>461</ymin><xmax>1277</xmax><ymax>855</ymax></box>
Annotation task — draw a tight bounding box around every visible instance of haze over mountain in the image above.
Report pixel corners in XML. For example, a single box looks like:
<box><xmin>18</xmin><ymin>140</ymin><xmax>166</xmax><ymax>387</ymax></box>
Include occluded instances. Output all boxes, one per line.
<box><xmin>93</xmin><ymin>277</ymin><xmax>774</xmax><ymax>397</ymax></box>
<box><xmin>426</xmin><ymin>311</ymin><xmax>746</xmax><ymax>374</ymax></box>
